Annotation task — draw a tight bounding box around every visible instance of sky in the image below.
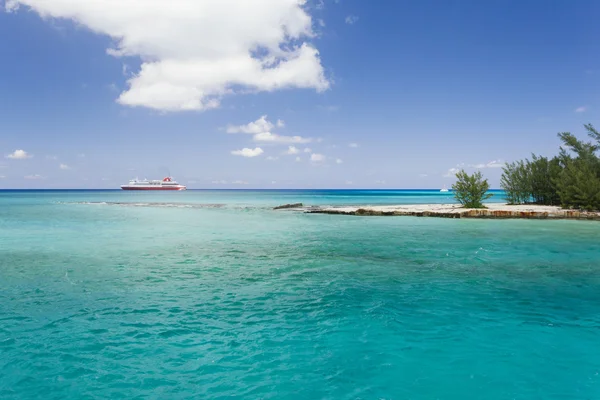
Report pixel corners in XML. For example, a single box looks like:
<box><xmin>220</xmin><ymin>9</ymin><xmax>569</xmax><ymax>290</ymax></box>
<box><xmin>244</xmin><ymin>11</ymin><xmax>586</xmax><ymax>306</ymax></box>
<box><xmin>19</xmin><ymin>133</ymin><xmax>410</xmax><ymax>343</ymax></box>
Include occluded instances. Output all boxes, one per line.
<box><xmin>0</xmin><ymin>0</ymin><xmax>598</xmax><ymax>189</ymax></box>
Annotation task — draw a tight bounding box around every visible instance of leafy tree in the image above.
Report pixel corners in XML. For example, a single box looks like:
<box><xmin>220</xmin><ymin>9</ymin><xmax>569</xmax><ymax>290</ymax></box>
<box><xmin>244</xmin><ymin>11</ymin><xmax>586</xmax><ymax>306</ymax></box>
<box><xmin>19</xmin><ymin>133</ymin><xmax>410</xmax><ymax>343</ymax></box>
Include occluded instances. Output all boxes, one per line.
<box><xmin>501</xmin><ymin>160</ymin><xmax>530</xmax><ymax>204</ymax></box>
<box><xmin>452</xmin><ymin>170</ymin><xmax>493</xmax><ymax>208</ymax></box>
<box><xmin>555</xmin><ymin>124</ymin><xmax>600</xmax><ymax>210</ymax></box>
<box><xmin>500</xmin><ymin>124</ymin><xmax>600</xmax><ymax>210</ymax></box>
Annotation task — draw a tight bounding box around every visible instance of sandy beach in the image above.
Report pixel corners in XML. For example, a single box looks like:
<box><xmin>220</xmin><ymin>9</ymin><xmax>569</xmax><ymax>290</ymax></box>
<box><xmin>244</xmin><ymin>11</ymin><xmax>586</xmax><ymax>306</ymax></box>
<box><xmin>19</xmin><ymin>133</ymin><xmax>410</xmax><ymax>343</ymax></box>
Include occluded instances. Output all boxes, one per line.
<box><xmin>300</xmin><ymin>203</ymin><xmax>600</xmax><ymax>220</ymax></box>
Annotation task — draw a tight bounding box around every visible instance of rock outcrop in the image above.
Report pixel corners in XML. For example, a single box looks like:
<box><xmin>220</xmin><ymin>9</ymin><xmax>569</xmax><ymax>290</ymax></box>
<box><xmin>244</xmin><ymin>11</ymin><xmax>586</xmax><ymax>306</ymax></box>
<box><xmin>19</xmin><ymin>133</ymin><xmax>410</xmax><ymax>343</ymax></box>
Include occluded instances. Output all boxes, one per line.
<box><xmin>273</xmin><ymin>203</ymin><xmax>304</xmax><ymax>210</ymax></box>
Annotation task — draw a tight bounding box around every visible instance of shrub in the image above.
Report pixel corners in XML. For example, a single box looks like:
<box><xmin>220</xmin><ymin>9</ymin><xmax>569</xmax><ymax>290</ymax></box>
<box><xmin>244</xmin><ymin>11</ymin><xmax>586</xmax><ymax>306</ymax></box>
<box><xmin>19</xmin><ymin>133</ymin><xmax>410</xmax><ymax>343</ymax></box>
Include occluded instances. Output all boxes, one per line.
<box><xmin>452</xmin><ymin>170</ymin><xmax>493</xmax><ymax>208</ymax></box>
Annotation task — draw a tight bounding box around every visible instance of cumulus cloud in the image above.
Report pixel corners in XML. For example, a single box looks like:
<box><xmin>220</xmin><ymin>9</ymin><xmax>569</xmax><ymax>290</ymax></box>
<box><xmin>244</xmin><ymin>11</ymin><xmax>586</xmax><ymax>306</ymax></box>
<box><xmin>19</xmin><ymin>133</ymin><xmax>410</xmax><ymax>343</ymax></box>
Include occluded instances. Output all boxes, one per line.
<box><xmin>253</xmin><ymin>132</ymin><xmax>312</xmax><ymax>144</ymax></box>
<box><xmin>303</xmin><ymin>148</ymin><xmax>312</xmax><ymax>153</ymax></box>
<box><xmin>345</xmin><ymin>15</ymin><xmax>359</xmax><ymax>24</ymax></box>
<box><xmin>348</xmin><ymin>143</ymin><xmax>359</xmax><ymax>148</ymax></box>
<box><xmin>470</xmin><ymin>160</ymin><xmax>505</xmax><ymax>169</ymax></box>
<box><xmin>311</xmin><ymin>153</ymin><xmax>325</xmax><ymax>162</ymax></box>
<box><xmin>285</xmin><ymin>146</ymin><xmax>300</xmax><ymax>155</ymax></box>
<box><xmin>443</xmin><ymin>167</ymin><xmax>459</xmax><ymax>177</ymax></box>
<box><xmin>227</xmin><ymin>115</ymin><xmax>274</xmax><ymax>134</ymax></box>
<box><xmin>24</xmin><ymin>174</ymin><xmax>44</xmax><ymax>179</ymax></box>
<box><xmin>335</xmin><ymin>158</ymin><xmax>343</xmax><ymax>164</ymax></box>
<box><xmin>6</xmin><ymin>149</ymin><xmax>32</xmax><ymax>159</ymax></box>
<box><xmin>7</xmin><ymin>0</ymin><xmax>329</xmax><ymax>112</ymax></box>
<box><xmin>227</xmin><ymin>115</ymin><xmax>313</xmax><ymax>144</ymax></box>
<box><xmin>575</xmin><ymin>106</ymin><xmax>587</xmax><ymax>113</ymax></box>
<box><xmin>231</xmin><ymin>147</ymin><xmax>264</xmax><ymax>157</ymax></box>
<box><xmin>59</xmin><ymin>163</ymin><xmax>70</xmax><ymax>170</ymax></box>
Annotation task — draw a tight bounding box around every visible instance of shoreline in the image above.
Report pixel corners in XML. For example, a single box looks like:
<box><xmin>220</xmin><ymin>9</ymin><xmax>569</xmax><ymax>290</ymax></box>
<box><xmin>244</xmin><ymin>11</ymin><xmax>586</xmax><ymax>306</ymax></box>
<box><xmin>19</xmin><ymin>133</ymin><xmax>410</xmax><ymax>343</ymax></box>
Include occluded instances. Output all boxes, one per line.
<box><xmin>285</xmin><ymin>203</ymin><xmax>600</xmax><ymax>220</ymax></box>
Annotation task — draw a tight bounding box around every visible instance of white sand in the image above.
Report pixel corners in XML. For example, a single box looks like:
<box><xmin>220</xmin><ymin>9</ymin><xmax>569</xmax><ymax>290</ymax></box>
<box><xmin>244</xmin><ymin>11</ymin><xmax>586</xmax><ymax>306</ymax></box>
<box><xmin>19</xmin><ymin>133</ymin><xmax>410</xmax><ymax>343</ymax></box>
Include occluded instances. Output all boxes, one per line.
<box><xmin>320</xmin><ymin>203</ymin><xmax>566</xmax><ymax>214</ymax></box>
<box><xmin>307</xmin><ymin>203</ymin><xmax>600</xmax><ymax>219</ymax></box>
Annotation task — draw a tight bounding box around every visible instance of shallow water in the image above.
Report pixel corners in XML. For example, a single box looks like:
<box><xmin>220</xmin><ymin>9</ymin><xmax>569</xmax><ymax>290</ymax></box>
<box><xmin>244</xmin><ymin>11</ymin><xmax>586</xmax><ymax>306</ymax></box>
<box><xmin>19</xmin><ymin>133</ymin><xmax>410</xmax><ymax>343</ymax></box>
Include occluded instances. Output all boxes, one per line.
<box><xmin>1</xmin><ymin>190</ymin><xmax>599</xmax><ymax>399</ymax></box>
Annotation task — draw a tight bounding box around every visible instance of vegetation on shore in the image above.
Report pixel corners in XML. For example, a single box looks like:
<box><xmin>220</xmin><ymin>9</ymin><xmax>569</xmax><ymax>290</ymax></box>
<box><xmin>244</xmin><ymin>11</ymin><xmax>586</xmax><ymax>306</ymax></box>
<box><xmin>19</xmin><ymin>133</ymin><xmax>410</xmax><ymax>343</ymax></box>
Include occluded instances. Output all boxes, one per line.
<box><xmin>500</xmin><ymin>124</ymin><xmax>600</xmax><ymax>211</ymax></box>
<box><xmin>452</xmin><ymin>170</ymin><xmax>493</xmax><ymax>208</ymax></box>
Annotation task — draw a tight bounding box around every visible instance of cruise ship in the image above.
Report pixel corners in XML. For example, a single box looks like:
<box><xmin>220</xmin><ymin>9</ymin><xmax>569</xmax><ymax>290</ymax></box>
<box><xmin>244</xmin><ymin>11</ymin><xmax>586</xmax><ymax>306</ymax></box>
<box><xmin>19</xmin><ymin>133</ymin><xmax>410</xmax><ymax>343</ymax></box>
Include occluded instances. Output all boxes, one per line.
<box><xmin>121</xmin><ymin>177</ymin><xmax>186</xmax><ymax>191</ymax></box>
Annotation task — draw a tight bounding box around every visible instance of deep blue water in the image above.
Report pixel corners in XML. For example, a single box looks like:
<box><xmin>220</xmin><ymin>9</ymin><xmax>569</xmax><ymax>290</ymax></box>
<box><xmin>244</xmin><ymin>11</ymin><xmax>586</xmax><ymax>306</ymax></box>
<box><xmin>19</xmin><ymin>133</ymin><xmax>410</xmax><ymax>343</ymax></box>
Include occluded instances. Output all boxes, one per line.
<box><xmin>1</xmin><ymin>190</ymin><xmax>599</xmax><ymax>399</ymax></box>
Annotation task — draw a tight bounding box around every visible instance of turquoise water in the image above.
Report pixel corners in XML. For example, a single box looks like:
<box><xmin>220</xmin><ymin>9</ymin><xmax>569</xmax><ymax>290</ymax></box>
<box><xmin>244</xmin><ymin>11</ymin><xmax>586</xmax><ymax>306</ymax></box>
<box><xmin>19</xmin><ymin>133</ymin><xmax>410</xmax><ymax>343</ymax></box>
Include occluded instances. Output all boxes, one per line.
<box><xmin>1</xmin><ymin>190</ymin><xmax>600</xmax><ymax>399</ymax></box>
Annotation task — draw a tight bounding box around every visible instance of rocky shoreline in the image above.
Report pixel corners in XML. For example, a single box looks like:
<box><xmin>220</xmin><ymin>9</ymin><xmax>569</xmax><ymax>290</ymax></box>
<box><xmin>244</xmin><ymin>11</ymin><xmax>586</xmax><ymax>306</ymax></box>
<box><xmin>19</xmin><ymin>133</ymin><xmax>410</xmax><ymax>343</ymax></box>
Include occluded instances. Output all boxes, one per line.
<box><xmin>275</xmin><ymin>203</ymin><xmax>600</xmax><ymax>220</ymax></box>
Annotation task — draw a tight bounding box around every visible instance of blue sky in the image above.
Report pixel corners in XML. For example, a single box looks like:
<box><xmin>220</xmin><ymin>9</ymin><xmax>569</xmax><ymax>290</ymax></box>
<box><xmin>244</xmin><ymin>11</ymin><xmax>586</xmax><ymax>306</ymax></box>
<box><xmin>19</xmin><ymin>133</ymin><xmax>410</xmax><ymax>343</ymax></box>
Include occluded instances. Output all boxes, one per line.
<box><xmin>0</xmin><ymin>0</ymin><xmax>598</xmax><ymax>189</ymax></box>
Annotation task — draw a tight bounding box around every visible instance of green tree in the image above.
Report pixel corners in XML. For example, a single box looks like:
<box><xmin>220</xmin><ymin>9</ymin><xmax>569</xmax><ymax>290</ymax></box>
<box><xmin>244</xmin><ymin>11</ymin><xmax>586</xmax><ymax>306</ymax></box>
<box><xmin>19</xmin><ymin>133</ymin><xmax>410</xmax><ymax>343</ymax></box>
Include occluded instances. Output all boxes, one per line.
<box><xmin>500</xmin><ymin>160</ymin><xmax>530</xmax><ymax>204</ymax></box>
<box><xmin>555</xmin><ymin>124</ymin><xmax>600</xmax><ymax>210</ymax></box>
<box><xmin>452</xmin><ymin>170</ymin><xmax>493</xmax><ymax>208</ymax></box>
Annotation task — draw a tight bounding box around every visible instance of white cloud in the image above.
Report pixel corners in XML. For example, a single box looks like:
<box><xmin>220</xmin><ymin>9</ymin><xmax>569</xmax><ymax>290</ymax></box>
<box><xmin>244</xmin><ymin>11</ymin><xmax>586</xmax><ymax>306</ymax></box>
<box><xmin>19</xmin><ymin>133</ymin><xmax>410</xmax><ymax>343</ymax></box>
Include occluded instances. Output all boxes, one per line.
<box><xmin>227</xmin><ymin>115</ymin><xmax>274</xmax><ymax>134</ymax></box>
<box><xmin>348</xmin><ymin>143</ymin><xmax>358</xmax><ymax>148</ymax></box>
<box><xmin>345</xmin><ymin>15</ymin><xmax>359</xmax><ymax>24</ymax></box>
<box><xmin>311</xmin><ymin>153</ymin><xmax>325</xmax><ymax>162</ymax></box>
<box><xmin>285</xmin><ymin>146</ymin><xmax>300</xmax><ymax>155</ymax></box>
<box><xmin>227</xmin><ymin>115</ymin><xmax>312</xmax><ymax>143</ymax></box>
<box><xmin>575</xmin><ymin>106</ymin><xmax>587</xmax><ymax>113</ymax></box>
<box><xmin>7</xmin><ymin>1</ymin><xmax>330</xmax><ymax>112</ymax></box>
<box><xmin>46</xmin><ymin>155</ymin><xmax>58</xmax><ymax>160</ymax></box>
<box><xmin>303</xmin><ymin>148</ymin><xmax>312</xmax><ymax>153</ymax></box>
<box><xmin>485</xmin><ymin>160</ymin><xmax>505</xmax><ymax>168</ymax></box>
<box><xmin>59</xmin><ymin>163</ymin><xmax>70</xmax><ymax>170</ymax></box>
<box><xmin>469</xmin><ymin>160</ymin><xmax>505</xmax><ymax>169</ymax></box>
<box><xmin>6</xmin><ymin>149</ymin><xmax>32</xmax><ymax>159</ymax></box>
<box><xmin>335</xmin><ymin>158</ymin><xmax>343</xmax><ymax>164</ymax></box>
<box><xmin>24</xmin><ymin>174</ymin><xmax>44</xmax><ymax>180</ymax></box>
<box><xmin>266</xmin><ymin>156</ymin><xmax>279</xmax><ymax>161</ymax></box>
<box><xmin>212</xmin><ymin>180</ymin><xmax>228</xmax><ymax>184</ymax></box>
<box><xmin>232</xmin><ymin>180</ymin><xmax>249</xmax><ymax>185</ymax></box>
<box><xmin>231</xmin><ymin>147</ymin><xmax>264</xmax><ymax>157</ymax></box>
<box><xmin>443</xmin><ymin>167</ymin><xmax>459</xmax><ymax>177</ymax></box>
<box><xmin>295</xmin><ymin>156</ymin><xmax>301</xmax><ymax>162</ymax></box>
<box><xmin>253</xmin><ymin>132</ymin><xmax>312</xmax><ymax>144</ymax></box>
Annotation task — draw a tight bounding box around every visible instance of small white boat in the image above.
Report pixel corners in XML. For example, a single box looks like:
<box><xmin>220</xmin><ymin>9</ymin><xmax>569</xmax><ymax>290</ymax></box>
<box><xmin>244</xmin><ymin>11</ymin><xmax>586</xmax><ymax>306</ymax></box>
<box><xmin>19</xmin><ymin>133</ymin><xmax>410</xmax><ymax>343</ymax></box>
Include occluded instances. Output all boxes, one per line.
<box><xmin>440</xmin><ymin>185</ymin><xmax>449</xmax><ymax>192</ymax></box>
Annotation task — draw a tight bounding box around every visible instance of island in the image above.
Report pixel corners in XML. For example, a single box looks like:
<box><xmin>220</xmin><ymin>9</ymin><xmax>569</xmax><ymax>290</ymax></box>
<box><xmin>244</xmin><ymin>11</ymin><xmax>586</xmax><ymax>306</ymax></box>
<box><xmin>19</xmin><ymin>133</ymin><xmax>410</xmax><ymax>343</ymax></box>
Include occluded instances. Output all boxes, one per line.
<box><xmin>275</xmin><ymin>203</ymin><xmax>600</xmax><ymax>220</ymax></box>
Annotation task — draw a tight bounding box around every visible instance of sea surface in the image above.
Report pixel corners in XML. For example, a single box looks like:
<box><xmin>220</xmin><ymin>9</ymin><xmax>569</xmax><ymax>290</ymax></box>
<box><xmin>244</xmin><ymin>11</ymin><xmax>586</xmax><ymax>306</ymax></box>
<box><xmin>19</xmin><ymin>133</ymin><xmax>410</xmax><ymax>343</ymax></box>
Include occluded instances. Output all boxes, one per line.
<box><xmin>1</xmin><ymin>189</ymin><xmax>600</xmax><ymax>399</ymax></box>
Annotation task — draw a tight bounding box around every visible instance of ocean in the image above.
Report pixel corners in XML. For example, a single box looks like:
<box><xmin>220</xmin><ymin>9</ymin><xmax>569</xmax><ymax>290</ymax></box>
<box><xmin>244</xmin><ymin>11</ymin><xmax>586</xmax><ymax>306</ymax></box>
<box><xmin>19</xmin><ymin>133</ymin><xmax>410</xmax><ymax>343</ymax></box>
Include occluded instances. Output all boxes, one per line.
<box><xmin>1</xmin><ymin>189</ymin><xmax>599</xmax><ymax>399</ymax></box>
